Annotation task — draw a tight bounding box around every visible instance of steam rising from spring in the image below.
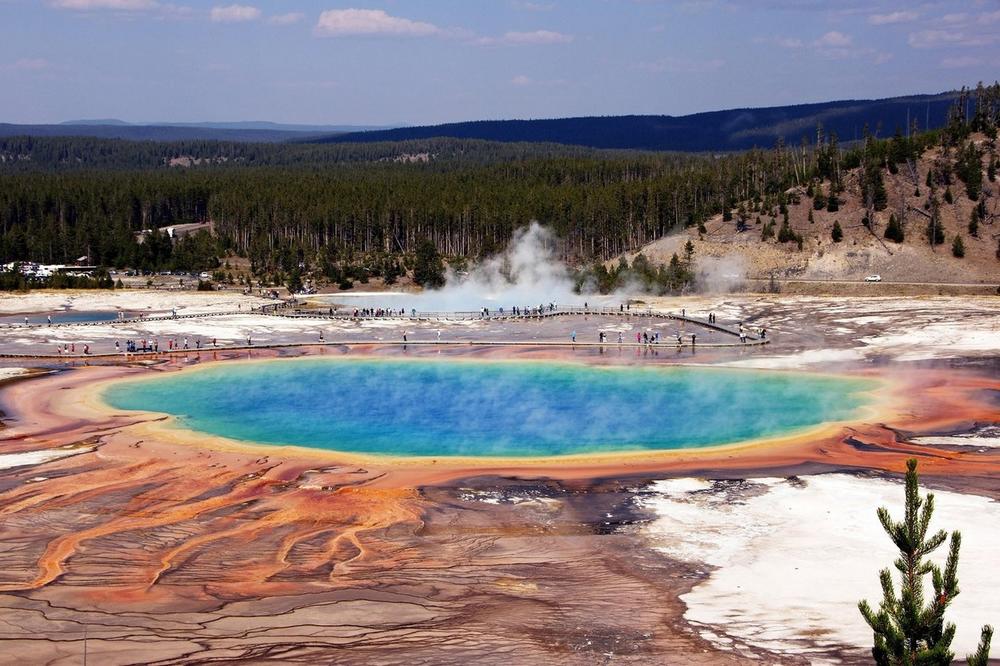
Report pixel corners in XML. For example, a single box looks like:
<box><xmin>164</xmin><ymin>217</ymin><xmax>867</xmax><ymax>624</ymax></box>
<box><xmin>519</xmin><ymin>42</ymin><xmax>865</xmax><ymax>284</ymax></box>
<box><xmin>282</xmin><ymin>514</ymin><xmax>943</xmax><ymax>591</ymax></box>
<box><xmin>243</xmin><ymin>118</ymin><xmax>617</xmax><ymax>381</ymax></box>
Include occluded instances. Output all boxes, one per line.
<box><xmin>333</xmin><ymin>222</ymin><xmax>596</xmax><ymax>311</ymax></box>
<box><xmin>426</xmin><ymin>222</ymin><xmax>584</xmax><ymax>310</ymax></box>
<box><xmin>695</xmin><ymin>255</ymin><xmax>748</xmax><ymax>294</ymax></box>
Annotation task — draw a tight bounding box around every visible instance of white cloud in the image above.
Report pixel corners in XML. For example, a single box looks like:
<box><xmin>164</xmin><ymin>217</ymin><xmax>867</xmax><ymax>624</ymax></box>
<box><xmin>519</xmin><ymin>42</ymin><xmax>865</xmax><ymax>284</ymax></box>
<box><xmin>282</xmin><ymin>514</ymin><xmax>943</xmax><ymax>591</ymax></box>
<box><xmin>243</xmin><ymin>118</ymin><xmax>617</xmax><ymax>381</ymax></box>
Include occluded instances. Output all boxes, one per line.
<box><xmin>907</xmin><ymin>28</ymin><xmax>991</xmax><ymax>48</ymax></box>
<box><xmin>267</xmin><ymin>12</ymin><xmax>303</xmax><ymax>26</ymax></box>
<box><xmin>776</xmin><ymin>37</ymin><xmax>803</xmax><ymax>48</ymax></box>
<box><xmin>512</xmin><ymin>1</ymin><xmax>554</xmax><ymax>10</ymax></box>
<box><xmin>315</xmin><ymin>9</ymin><xmax>440</xmax><ymax>37</ymax></box>
<box><xmin>638</xmin><ymin>56</ymin><xmax>726</xmax><ymax>73</ymax></box>
<box><xmin>503</xmin><ymin>29</ymin><xmax>572</xmax><ymax>44</ymax></box>
<box><xmin>210</xmin><ymin>4</ymin><xmax>260</xmax><ymax>22</ymax></box>
<box><xmin>764</xmin><ymin>31</ymin><xmax>885</xmax><ymax>62</ymax></box>
<box><xmin>507</xmin><ymin>73</ymin><xmax>567</xmax><ymax>87</ymax></box>
<box><xmin>868</xmin><ymin>11</ymin><xmax>918</xmax><ymax>25</ymax></box>
<box><xmin>814</xmin><ymin>30</ymin><xmax>851</xmax><ymax>47</ymax></box>
<box><xmin>477</xmin><ymin>29</ymin><xmax>573</xmax><ymax>45</ymax></box>
<box><xmin>51</xmin><ymin>0</ymin><xmax>158</xmax><ymax>9</ymax></box>
<box><xmin>980</xmin><ymin>10</ymin><xmax>1000</xmax><ymax>24</ymax></box>
<box><xmin>2</xmin><ymin>58</ymin><xmax>49</xmax><ymax>71</ymax></box>
<box><xmin>941</xmin><ymin>56</ymin><xmax>982</xmax><ymax>68</ymax></box>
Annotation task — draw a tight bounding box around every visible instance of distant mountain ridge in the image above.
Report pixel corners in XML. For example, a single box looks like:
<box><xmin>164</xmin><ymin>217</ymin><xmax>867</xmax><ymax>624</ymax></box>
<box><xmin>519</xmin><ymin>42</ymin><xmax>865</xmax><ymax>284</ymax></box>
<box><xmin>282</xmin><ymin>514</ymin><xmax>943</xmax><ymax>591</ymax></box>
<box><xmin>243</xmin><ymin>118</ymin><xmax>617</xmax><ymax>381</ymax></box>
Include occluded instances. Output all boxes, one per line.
<box><xmin>61</xmin><ymin>119</ymin><xmax>397</xmax><ymax>132</ymax></box>
<box><xmin>0</xmin><ymin>120</ymin><xmax>398</xmax><ymax>143</ymax></box>
<box><xmin>308</xmin><ymin>92</ymin><xmax>961</xmax><ymax>152</ymax></box>
<box><xmin>0</xmin><ymin>123</ymin><xmax>323</xmax><ymax>143</ymax></box>
<box><xmin>2</xmin><ymin>91</ymin><xmax>963</xmax><ymax>149</ymax></box>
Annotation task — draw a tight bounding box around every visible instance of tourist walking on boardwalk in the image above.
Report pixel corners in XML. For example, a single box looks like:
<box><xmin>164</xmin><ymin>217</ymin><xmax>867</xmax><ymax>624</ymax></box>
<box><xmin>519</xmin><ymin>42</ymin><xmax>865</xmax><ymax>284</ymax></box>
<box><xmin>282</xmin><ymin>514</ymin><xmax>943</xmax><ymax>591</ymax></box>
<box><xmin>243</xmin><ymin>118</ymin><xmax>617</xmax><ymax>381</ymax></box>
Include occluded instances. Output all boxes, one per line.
<box><xmin>437</xmin><ymin>330</ymin><xmax>441</xmax><ymax>342</ymax></box>
<box><xmin>403</xmin><ymin>330</ymin><xmax>408</xmax><ymax>343</ymax></box>
<box><xmin>618</xmin><ymin>331</ymin><xmax>623</xmax><ymax>344</ymax></box>
<box><xmin>47</xmin><ymin>315</ymin><xmax>51</xmax><ymax>326</ymax></box>
<box><xmin>571</xmin><ymin>331</ymin><xmax>576</xmax><ymax>343</ymax></box>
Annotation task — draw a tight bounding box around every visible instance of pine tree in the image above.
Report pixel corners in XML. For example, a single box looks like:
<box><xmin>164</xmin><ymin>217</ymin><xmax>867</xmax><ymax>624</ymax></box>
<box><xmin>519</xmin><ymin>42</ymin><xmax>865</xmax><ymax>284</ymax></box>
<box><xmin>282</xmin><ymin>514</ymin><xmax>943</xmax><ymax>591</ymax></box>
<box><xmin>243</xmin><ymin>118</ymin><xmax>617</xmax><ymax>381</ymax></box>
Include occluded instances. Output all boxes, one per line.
<box><xmin>413</xmin><ymin>239</ymin><xmax>446</xmax><ymax>288</ymax></box>
<box><xmin>814</xmin><ymin>189</ymin><xmax>827</xmax><ymax>210</ymax></box>
<box><xmin>778</xmin><ymin>219</ymin><xmax>793</xmax><ymax>243</ymax></box>
<box><xmin>955</xmin><ymin>142</ymin><xmax>983</xmax><ymax>201</ymax></box>
<box><xmin>952</xmin><ymin>235</ymin><xmax>965</xmax><ymax>258</ymax></box>
<box><xmin>761</xmin><ymin>220</ymin><xmax>775</xmax><ymax>241</ymax></box>
<box><xmin>885</xmin><ymin>214</ymin><xmax>904</xmax><ymax>243</ymax></box>
<box><xmin>968</xmin><ymin>210</ymin><xmax>979</xmax><ymax>238</ymax></box>
<box><xmin>927</xmin><ymin>201</ymin><xmax>945</xmax><ymax>246</ymax></box>
<box><xmin>286</xmin><ymin>268</ymin><xmax>304</xmax><ymax>294</ymax></box>
<box><xmin>831</xmin><ymin>220</ymin><xmax>843</xmax><ymax>243</ymax></box>
<box><xmin>862</xmin><ymin>163</ymin><xmax>888</xmax><ymax>211</ymax></box>
<box><xmin>859</xmin><ymin>459</ymin><xmax>993</xmax><ymax>666</ymax></box>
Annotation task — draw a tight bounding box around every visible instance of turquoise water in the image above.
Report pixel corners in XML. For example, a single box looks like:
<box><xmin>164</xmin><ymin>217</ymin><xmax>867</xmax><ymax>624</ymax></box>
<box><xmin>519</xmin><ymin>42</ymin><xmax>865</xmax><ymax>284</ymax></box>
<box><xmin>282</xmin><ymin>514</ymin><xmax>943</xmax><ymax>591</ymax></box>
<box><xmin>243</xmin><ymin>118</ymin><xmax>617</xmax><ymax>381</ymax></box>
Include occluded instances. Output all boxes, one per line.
<box><xmin>103</xmin><ymin>359</ymin><xmax>871</xmax><ymax>457</ymax></box>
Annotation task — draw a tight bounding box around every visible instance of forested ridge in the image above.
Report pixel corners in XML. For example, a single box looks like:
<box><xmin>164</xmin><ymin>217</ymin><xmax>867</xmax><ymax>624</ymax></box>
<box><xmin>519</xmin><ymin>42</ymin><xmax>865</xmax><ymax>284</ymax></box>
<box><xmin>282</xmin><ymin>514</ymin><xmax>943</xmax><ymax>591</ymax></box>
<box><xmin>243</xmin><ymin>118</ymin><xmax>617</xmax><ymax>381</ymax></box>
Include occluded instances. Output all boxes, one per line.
<box><xmin>0</xmin><ymin>135</ymin><xmax>633</xmax><ymax>171</ymax></box>
<box><xmin>313</xmin><ymin>92</ymin><xmax>962</xmax><ymax>152</ymax></box>
<box><xmin>0</xmin><ymin>147</ymin><xmax>816</xmax><ymax>269</ymax></box>
<box><xmin>2</xmin><ymin>84</ymin><xmax>997</xmax><ymax>290</ymax></box>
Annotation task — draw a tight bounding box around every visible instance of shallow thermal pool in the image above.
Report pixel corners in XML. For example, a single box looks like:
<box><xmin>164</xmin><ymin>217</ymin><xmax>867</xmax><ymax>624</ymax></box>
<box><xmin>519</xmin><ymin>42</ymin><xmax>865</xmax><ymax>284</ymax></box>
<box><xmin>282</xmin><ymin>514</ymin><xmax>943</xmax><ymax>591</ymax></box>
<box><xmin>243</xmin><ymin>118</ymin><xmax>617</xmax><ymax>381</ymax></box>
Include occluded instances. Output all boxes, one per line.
<box><xmin>1</xmin><ymin>310</ymin><xmax>129</xmax><ymax>325</ymax></box>
<box><xmin>103</xmin><ymin>358</ymin><xmax>872</xmax><ymax>457</ymax></box>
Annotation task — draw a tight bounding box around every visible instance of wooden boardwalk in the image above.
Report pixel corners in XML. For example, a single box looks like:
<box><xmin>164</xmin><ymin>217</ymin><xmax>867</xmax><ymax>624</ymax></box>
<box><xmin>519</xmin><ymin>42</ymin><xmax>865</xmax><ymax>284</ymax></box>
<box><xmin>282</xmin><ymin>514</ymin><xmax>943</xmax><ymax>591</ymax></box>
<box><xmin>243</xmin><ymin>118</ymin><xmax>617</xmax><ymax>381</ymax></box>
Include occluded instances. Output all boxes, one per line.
<box><xmin>0</xmin><ymin>304</ymin><xmax>768</xmax><ymax>359</ymax></box>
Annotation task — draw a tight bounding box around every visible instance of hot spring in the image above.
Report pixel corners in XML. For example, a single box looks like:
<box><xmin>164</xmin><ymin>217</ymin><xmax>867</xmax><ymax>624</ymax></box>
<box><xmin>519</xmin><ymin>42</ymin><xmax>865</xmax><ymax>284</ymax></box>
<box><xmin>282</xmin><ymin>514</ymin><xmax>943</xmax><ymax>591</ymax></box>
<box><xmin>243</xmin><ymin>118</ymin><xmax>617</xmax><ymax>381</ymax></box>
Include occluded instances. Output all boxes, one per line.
<box><xmin>103</xmin><ymin>359</ymin><xmax>872</xmax><ymax>458</ymax></box>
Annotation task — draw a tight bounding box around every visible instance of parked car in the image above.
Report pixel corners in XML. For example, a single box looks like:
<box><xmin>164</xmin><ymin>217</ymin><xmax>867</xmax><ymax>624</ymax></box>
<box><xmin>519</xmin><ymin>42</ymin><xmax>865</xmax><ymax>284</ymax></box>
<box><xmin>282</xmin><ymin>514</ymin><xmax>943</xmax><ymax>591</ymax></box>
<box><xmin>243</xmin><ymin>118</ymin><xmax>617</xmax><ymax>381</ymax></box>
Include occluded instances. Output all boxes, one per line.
<box><xmin>864</xmin><ymin>275</ymin><xmax>882</xmax><ymax>282</ymax></box>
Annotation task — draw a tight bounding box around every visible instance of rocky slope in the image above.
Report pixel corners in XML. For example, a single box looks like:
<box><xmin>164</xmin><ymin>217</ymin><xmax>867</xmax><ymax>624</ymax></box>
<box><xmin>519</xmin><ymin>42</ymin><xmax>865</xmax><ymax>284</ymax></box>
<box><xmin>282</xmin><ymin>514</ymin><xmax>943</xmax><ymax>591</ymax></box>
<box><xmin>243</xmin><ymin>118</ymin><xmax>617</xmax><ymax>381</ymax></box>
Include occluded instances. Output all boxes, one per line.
<box><xmin>634</xmin><ymin>134</ymin><xmax>1000</xmax><ymax>287</ymax></box>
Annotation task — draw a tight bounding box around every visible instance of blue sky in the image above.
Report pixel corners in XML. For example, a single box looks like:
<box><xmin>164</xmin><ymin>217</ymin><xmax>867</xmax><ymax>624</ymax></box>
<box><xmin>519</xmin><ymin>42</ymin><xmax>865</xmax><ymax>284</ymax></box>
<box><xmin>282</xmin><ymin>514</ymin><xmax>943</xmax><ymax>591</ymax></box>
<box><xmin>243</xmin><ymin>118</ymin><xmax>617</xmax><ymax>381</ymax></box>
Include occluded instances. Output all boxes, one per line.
<box><xmin>2</xmin><ymin>0</ymin><xmax>999</xmax><ymax>125</ymax></box>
